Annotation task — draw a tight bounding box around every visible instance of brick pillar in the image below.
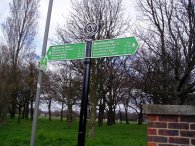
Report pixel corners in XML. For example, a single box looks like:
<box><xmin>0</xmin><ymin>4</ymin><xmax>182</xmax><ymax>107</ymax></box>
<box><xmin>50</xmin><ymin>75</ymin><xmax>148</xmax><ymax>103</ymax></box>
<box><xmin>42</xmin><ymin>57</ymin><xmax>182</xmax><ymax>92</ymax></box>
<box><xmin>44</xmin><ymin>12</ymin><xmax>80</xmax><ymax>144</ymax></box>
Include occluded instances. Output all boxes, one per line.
<box><xmin>144</xmin><ymin>105</ymin><xmax>195</xmax><ymax>146</ymax></box>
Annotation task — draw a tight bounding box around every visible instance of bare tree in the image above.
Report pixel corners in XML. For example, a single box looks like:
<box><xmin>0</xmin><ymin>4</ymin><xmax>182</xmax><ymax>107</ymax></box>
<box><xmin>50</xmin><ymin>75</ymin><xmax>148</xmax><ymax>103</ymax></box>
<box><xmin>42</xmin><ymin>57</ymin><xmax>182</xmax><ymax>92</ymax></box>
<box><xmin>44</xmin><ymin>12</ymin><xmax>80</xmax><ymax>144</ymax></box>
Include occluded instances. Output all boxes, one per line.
<box><xmin>26</xmin><ymin>62</ymin><xmax>38</xmax><ymax>120</ymax></box>
<box><xmin>43</xmin><ymin>63</ymin><xmax>81</xmax><ymax>127</ymax></box>
<box><xmin>42</xmin><ymin>71</ymin><xmax>54</xmax><ymax>121</ymax></box>
<box><xmin>128</xmin><ymin>89</ymin><xmax>150</xmax><ymax>125</ymax></box>
<box><xmin>121</xmin><ymin>55</ymin><xmax>153</xmax><ymax>124</ymax></box>
<box><xmin>0</xmin><ymin>44</ymin><xmax>11</xmax><ymax>127</ymax></box>
<box><xmin>1</xmin><ymin>0</ymin><xmax>39</xmax><ymax>119</ymax></box>
<box><xmin>104</xmin><ymin>57</ymin><xmax>125</xmax><ymax>125</ymax></box>
<box><xmin>135</xmin><ymin>0</ymin><xmax>195</xmax><ymax>104</ymax></box>
<box><xmin>57</xmin><ymin>63</ymin><xmax>81</xmax><ymax>128</ymax></box>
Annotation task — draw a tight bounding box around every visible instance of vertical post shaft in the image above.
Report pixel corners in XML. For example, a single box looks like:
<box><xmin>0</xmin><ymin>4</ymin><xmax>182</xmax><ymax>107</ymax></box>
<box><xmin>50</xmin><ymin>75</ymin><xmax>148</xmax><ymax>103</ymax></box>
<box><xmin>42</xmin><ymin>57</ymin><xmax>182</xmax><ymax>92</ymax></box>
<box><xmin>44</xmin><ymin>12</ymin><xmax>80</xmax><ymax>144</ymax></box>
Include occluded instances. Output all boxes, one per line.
<box><xmin>78</xmin><ymin>36</ymin><xmax>92</xmax><ymax>146</ymax></box>
<box><xmin>30</xmin><ymin>0</ymin><xmax>53</xmax><ymax>146</ymax></box>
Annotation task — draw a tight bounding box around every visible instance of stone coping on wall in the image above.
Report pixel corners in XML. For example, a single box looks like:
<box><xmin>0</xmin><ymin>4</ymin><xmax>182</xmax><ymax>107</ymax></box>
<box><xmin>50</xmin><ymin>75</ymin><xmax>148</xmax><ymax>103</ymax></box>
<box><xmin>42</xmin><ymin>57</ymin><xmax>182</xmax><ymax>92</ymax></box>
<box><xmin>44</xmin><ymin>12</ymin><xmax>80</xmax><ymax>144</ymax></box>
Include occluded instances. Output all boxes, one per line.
<box><xmin>143</xmin><ymin>104</ymin><xmax>195</xmax><ymax>116</ymax></box>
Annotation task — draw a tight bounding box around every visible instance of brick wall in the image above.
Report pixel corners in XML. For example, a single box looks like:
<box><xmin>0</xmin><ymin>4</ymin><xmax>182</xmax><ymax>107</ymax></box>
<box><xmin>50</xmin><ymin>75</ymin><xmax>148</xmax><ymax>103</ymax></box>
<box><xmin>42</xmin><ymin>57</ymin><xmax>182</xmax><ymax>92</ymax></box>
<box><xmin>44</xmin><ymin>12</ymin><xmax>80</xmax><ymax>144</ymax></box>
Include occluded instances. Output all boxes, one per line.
<box><xmin>144</xmin><ymin>105</ymin><xmax>195</xmax><ymax>146</ymax></box>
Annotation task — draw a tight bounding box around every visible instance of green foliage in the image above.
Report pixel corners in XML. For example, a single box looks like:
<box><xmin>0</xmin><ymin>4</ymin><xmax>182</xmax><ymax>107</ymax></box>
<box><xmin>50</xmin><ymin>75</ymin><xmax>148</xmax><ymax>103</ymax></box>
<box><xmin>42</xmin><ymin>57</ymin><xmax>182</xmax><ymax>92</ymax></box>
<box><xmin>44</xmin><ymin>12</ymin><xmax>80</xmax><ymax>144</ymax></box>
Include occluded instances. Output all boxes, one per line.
<box><xmin>0</xmin><ymin>118</ymin><xmax>146</xmax><ymax>146</ymax></box>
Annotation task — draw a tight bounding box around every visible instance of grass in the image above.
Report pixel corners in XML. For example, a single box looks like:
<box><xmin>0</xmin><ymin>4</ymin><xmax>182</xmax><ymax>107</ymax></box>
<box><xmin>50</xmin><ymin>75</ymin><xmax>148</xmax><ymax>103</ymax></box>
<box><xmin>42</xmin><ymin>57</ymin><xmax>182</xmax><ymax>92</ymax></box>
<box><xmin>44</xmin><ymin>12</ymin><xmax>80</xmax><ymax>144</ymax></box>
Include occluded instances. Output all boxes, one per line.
<box><xmin>0</xmin><ymin>117</ymin><xmax>147</xmax><ymax>146</ymax></box>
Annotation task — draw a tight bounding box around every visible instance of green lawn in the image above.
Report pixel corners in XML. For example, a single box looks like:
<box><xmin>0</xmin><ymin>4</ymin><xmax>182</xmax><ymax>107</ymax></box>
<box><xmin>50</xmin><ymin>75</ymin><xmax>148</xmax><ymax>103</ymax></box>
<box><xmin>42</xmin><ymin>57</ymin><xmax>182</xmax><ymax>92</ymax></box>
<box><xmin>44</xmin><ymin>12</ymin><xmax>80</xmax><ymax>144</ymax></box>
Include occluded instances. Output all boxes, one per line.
<box><xmin>0</xmin><ymin>118</ymin><xmax>147</xmax><ymax>146</ymax></box>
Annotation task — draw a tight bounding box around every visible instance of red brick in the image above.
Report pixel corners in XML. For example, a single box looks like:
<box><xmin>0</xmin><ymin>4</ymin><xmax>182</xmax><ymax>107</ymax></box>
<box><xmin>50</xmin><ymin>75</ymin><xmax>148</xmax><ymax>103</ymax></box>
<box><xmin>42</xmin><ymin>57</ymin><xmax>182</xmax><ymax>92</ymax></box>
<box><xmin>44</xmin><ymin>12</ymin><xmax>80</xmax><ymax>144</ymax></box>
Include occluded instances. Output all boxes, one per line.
<box><xmin>190</xmin><ymin>124</ymin><xmax>195</xmax><ymax>130</ymax></box>
<box><xmin>191</xmin><ymin>139</ymin><xmax>195</xmax><ymax>145</ymax></box>
<box><xmin>158</xmin><ymin>115</ymin><xmax>178</xmax><ymax>122</ymax></box>
<box><xmin>148</xmin><ymin>128</ymin><xmax>157</xmax><ymax>135</ymax></box>
<box><xmin>148</xmin><ymin>142</ymin><xmax>156</xmax><ymax>146</ymax></box>
<box><xmin>149</xmin><ymin>122</ymin><xmax>167</xmax><ymax>128</ymax></box>
<box><xmin>180</xmin><ymin>116</ymin><xmax>195</xmax><ymax>122</ymax></box>
<box><xmin>148</xmin><ymin>136</ymin><xmax>167</xmax><ymax>143</ymax></box>
<box><xmin>180</xmin><ymin>130</ymin><xmax>195</xmax><ymax>137</ymax></box>
<box><xmin>148</xmin><ymin>115</ymin><xmax>158</xmax><ymax>122</ymax></box>
<box><xmin>158</xmin><ymin>129</ymin><xmax>179</xmax><ymax>136</ymax></box>
<box><xmin>169</xmin><ymin>137</ymin><xmax>189</xmax><ymax>144</ymax></box>
<box><xmin>168</xmin><ymin>123</ymin><xmax>189</xmax><ymax>129</ymax></box>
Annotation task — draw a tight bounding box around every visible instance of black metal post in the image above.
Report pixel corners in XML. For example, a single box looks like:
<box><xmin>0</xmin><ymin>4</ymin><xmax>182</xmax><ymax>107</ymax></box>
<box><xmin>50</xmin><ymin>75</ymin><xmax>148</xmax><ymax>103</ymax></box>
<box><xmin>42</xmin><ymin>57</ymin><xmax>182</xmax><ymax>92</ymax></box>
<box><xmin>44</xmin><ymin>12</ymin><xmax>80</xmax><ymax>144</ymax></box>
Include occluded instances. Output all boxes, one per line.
<box><xmin>78</xmin><ymin>36</ymin><xmax>92</xmax><ymax>146</ymax></box>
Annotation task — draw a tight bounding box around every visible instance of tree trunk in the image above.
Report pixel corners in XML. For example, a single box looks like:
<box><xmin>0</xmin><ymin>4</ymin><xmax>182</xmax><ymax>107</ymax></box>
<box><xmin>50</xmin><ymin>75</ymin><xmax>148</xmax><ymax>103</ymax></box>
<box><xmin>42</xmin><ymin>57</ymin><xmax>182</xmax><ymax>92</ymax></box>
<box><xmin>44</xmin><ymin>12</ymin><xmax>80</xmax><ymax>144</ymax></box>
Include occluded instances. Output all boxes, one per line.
<box><xmin>48</xmin><ymin>99</ymin><xmax>52</xmax><ymax>121</ymax></box>
<box><xmin>107</xmin><ymin>105</ymin><xmax>113</xmax><ymax>126</ymax></box>
<box><xmin>25</xmin><ymin>101</ymin><xmax>29</xmax><ymax>120</ymax></box>
<box><xmin>10</xmin><ymin>99</ymin><xmax>16</xmax><ymax>119</ymax></box>
<box><xmin>112</xmin><ymin>107</ymin><xmax>116</xmax><ymax>124</ymax></box>
<box><xmin>119</xmin><ymin>110</ymin><xmax>122</xmax><ymax>124</ymax></box>
<box><xmin>138</xmin><ymin>110</ymin><xmax>143</xmax><ymax>125</ymax></box>
<box><xmin>98</xmin><ymin>104</ymin><xmax>104</xmax><ymax>126</ymax></box>
<box><xmin>125</xmin><ymin>108</ymin><xmax>129</xmax><ymax>124</ymax></box>
<box><xmin>88</xmin><ymin>101</ymin><xmax>97</xmax><ymax>138</ymax></box>
<box><xmin>21</xmin><ymin>104</ymin><xmax>25</xmax><ymax>119</ymax></box>
<box><xmin>60</xmin><ymin>102</ymin><xmax>64</xmax><ymax>121</ymax></box>
<box><xmin>0</xmin><ymin>106</ymin><xmax>7</xmax><ymax>127</ymax></box>
<box><xmin>98</xmin><ymin>95</ymin><xmax>106</xmax><ymax>126</ymax></box>
<box><xmin>17</xmin><ymin>105</ymin><xmax>21</xmax><ymax>124</ymax></box>
<box><xmin>30</xmin><ymin>99</ymin><xmax>33</xmax><ymax>120</ymax></box>
<box><xmin>67</xmin><ymin>103</ymin><xmax>72</xmax><ymax>128</ymax></box>
<box><xmin>88</xmin><ymin>62</ymin><xmax>98</xmax><ymax>138</ymax></box>
<box><xmin>0</xmin><ymin>113</ymin><xmax>6</xmax><ymax>127</ymax></box>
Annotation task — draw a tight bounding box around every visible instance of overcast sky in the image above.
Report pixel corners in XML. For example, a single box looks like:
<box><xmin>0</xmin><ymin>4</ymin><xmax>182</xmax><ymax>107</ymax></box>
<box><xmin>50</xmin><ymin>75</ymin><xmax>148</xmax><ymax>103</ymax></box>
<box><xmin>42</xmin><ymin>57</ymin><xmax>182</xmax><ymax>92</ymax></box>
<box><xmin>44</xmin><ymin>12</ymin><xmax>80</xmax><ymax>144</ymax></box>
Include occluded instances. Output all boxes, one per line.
<box><xmin>0</xmin><ymin>0</ymin><xmax>137</xmax><ymax>56</ymax></box>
